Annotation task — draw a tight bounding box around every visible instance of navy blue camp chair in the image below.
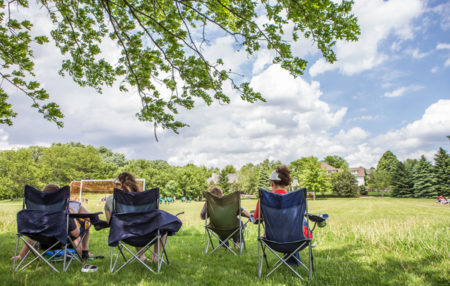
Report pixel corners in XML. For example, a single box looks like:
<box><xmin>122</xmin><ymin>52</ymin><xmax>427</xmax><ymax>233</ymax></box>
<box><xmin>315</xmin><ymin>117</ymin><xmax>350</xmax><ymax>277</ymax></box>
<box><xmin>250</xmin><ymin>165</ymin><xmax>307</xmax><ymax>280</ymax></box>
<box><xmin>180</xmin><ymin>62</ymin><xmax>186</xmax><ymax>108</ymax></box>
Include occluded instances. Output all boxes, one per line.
<box><xmin>108</xmin><ymin>188</ymin><xmax>182</xmax><ymax>273</ymax></box>
<box><xmin>13</xmin><ymin>185</ymin><xmax>83</xmax><ymax>272</ymax></box>
<box><xmin>257</xmin><ymin>188</ymin><xmax>313</xmax><ymax>280</ymax></box>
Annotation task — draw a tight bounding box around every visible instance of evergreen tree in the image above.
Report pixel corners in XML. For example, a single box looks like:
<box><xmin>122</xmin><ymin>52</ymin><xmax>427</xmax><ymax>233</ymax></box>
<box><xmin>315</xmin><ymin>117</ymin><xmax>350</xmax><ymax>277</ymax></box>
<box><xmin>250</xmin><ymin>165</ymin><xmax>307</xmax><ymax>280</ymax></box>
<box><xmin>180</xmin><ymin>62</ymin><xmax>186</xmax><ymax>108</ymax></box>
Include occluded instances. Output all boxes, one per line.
<box><xmin>434</xmin><ymin>148</ymin><xmax>450</xmax><ymax>197</ymax></box>
<box><xmin>391</xmin><ymin>161</ymin><xmax>414</xmax><ymax>197</ymax></box>
<box><xmin>218</xmin><ymin>169</ymin><xmax>231</xmax><ymax>194</ymax></box>
<box><xmin>413</xmin><ymin>156</ymin><xmax>437</xmax><ymax>198</ymax></box>
<box><xmin>257</xmin><ymin>167</ymin><xmax>271</xmax><ymax>191</ymax></box>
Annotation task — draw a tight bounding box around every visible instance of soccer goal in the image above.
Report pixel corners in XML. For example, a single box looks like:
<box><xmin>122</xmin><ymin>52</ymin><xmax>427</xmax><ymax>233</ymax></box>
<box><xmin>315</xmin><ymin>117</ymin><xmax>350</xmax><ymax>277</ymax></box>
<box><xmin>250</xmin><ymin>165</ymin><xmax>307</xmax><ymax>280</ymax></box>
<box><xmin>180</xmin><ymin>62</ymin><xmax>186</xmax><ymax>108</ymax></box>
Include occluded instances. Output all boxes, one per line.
<box><xmin>70</xmin><ymin>179</ymin><xmax>146</xmax><ymax>201</ymax></box>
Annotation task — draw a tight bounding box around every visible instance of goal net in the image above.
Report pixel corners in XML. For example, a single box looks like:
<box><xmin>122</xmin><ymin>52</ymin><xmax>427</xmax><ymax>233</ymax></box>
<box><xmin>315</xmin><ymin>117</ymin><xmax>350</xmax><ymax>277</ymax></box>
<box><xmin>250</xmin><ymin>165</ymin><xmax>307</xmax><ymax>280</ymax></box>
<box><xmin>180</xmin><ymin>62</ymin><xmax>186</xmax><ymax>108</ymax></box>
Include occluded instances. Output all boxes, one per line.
<box><xmin>70</xmin><ymin>179</ymin><xmax>146</xmax><ymax>201</ymax></box>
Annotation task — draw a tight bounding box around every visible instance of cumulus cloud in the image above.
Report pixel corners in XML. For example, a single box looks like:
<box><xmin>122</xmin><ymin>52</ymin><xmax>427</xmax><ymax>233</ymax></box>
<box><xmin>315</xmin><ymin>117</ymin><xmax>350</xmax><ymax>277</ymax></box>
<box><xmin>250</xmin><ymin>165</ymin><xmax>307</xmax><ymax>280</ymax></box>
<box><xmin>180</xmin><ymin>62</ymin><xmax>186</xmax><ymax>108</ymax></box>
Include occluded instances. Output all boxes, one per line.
<box><xmin>309</xmin><ymin>0</ymin><xmax>424</xmax><ymax>76</ymax></box>
<box><xmin>370</xmin><ymin>99</ymin><xmax>450</xmax><ymax>157</ymax></box>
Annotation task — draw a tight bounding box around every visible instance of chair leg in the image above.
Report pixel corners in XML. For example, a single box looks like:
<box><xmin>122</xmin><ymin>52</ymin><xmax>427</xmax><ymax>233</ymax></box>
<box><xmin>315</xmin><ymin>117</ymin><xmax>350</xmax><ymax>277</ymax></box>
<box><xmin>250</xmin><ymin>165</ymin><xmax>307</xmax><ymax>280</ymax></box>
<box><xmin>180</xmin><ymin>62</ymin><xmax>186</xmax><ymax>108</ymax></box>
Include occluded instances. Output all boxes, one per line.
<box><xmin>258</xmin><ymin>240</ymin><xmax>263</xmax><ymax>278</ymax></box>
<box><xmin>12</xmin><ymin>235</ymin><xmax>20</xmax><ymax>271</ymax></box>
<box><xmin>309</xmin><ymin>243</ymin><xmax>313</xmax><ymax>281</ymax></box>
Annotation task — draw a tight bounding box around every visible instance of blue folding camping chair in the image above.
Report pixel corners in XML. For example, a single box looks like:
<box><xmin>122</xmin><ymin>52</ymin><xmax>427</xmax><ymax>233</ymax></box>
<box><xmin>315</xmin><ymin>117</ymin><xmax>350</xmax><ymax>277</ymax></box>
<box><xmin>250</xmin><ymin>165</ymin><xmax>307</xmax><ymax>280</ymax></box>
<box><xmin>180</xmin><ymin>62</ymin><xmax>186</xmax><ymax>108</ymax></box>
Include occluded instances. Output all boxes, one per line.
<box><xmin>13</xmin><ymin>185</ymin><xmax>86</xmax><ymax>272</ymax></box>
<box><xmin>257</xmin><ymin>187</ymin><xmax>315</xmax><ymax>280</ymax></box>
<box><xmin>108</xmin><ymin>188</ymin><xmax>182</xmax><ymax>273</ymax></box>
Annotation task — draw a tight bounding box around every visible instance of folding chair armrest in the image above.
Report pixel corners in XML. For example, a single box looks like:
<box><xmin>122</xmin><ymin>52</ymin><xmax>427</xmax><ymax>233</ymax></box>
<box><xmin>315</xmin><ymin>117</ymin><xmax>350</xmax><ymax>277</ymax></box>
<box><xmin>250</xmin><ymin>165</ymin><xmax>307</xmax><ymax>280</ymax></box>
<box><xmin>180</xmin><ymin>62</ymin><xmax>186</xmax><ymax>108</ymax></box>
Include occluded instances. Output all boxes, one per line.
<box><xmin>69</xmin><ymin>212</ymin><xmax>103</xmax><ymax>218</ymax></box>
<box><xmin>306</xmin><ymin>213</ymin><xmax>328</xmax><ymax>223</ymax></box>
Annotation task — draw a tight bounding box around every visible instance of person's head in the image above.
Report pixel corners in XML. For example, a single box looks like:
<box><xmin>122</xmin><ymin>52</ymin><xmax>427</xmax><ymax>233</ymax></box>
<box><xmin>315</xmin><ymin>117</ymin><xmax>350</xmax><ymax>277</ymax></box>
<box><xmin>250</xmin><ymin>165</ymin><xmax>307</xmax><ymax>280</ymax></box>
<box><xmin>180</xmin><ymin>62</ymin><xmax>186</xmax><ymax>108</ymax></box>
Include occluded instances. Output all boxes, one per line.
<box><xmin>113</xmin><ymin>172</ymin><xmax>140</xmax><ymax>193</ymax></box>
<box><xmin>42</xmin><ymin>184</ymin><xmax>60</xmax><ymax>193</ymax></box>
<box><xmin>269</xmin><ymin>165</ymin><xmax>292</xmax><ymax>190</ymax></box>
<box><xmin>209</xmin><ymin>186</ymin><xmax>223</xmax><ymax>198</ymax></box>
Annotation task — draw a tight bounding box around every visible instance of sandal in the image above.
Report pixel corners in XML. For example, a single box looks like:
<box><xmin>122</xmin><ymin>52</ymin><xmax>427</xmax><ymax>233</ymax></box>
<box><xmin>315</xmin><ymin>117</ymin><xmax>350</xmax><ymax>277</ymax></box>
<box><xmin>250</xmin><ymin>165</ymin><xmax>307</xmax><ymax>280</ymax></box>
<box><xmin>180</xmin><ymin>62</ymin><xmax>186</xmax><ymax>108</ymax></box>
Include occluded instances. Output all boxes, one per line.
<box><xmin>81</xmin><ymin>264</ymin><xmax>98</xmax><ymax>272</ymax></box>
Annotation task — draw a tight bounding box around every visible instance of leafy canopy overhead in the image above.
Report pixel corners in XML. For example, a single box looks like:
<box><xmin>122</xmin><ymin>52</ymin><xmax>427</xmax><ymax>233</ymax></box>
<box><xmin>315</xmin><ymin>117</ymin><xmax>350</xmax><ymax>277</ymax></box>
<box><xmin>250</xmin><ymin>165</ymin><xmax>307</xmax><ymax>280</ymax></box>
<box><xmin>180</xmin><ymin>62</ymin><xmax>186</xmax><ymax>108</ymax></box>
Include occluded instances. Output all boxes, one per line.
<box><xmin>0</xmin><ymin>0</ymin><xmax>359</xmax><ymax>133</ymax></box>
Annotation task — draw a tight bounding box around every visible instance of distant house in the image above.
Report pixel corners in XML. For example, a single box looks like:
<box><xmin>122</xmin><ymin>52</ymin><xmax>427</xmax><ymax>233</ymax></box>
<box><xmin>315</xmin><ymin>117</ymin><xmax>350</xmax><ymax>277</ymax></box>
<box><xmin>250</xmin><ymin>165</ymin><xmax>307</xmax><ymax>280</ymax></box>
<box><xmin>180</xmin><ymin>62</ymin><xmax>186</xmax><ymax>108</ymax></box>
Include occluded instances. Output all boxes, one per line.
<box><xmin>320</xmin><ymin>162</ymin><xmax>340</xmax><ymax>174</ymax></box>
<box><xmin>320</xmin><ymin>162</ymin><xmax>366</xmax><ymax>186</ymax></box>
<box><xmin>207</xmin><ymin>173</ymin><xmax>238</xmax><ymax>185</ymax></box>
<box><xmin>349</xmin><ymin>167</ymin><xmax>366</xmax><ymax>186</ymax></box>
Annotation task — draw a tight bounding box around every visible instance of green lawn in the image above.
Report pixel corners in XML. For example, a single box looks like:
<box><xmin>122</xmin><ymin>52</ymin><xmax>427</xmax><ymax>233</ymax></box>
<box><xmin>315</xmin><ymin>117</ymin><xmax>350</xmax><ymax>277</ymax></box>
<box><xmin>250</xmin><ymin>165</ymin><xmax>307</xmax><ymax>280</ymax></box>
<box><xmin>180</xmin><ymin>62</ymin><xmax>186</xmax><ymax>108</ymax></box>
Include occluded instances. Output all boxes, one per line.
<box><xmin>0</xmin><ymin>196</ymin><xmax>449</xmax><ymax>285</ymax></box>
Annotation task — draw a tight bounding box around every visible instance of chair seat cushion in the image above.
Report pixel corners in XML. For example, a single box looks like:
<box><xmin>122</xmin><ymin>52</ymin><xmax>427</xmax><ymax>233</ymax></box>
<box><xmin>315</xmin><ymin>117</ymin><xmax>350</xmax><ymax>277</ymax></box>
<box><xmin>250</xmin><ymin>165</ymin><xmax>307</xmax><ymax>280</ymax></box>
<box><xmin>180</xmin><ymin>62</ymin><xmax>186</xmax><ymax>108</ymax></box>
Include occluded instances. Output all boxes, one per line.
<box><xmin>108</xmin><ymin>209</ymin><xmax>182</xmax><ymax>246</ymax></box>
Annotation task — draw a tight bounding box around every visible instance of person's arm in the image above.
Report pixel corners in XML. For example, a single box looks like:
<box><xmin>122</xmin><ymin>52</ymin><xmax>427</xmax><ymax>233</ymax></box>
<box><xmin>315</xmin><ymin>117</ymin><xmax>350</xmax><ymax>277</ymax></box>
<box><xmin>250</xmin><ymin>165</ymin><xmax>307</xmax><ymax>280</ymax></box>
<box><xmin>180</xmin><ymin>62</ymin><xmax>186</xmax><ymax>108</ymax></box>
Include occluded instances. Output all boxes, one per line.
<box><xmin>104</xmin><ymin>195</ymin><xmax>113</xmax><ymax>224</ymax></box>
<box><xmin>200</xmin><ymin>203</ymin><xmax>206</xmax><ymax>220</ymax></box>
<box><xmin>253</xmin><ymin>200</ymin><xmax>260</xmax><ymax>221</ymax></box>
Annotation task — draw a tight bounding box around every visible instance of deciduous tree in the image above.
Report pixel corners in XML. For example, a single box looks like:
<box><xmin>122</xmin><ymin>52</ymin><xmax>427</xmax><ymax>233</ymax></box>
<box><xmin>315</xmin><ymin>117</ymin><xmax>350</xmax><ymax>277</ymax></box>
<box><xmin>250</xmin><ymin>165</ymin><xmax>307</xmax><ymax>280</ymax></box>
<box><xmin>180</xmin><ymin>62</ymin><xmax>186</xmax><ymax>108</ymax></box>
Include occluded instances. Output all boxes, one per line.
<box><xmin>0</xmin><ymin>0</ymin><xmax>359</xmax><ymax>134</ymax></box>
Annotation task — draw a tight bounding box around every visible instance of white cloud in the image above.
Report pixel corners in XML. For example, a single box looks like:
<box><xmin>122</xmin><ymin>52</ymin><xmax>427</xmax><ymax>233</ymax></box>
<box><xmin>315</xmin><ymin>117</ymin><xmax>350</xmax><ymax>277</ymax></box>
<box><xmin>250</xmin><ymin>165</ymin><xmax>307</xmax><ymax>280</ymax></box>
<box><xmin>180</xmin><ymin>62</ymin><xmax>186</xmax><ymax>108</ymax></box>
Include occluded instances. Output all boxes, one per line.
<box><xmin>445</xmin><ymin>58</ymin><xmax>450</xmax><ymax>68</ymax></box>
<box><xmin>436</xmin><ymin>43</ymin><xmax>450</xmax><ymax>50</ymax></box>
<box><xmin>309</xmin><ymin>0</ymin><xmax>424</xmax><ymax>76</ymax></box>
<box><xmin>373</xmin><ymin>100</ymin><xmax>450</xmax><ymax>150</ymax></box>
<box><xmin>384</xmin><ymin>85</ymin><xmax>423</xmax><ymax>98</ymax></box>
<box><xmin>432</xmin><ymin>2</ymin><xmax>450</xmax><ymax>31</ymax></box>
<box><xmin>408</xmin><ymin>48</ymin><xmax>429</xmax><ymax>59</ymax></box>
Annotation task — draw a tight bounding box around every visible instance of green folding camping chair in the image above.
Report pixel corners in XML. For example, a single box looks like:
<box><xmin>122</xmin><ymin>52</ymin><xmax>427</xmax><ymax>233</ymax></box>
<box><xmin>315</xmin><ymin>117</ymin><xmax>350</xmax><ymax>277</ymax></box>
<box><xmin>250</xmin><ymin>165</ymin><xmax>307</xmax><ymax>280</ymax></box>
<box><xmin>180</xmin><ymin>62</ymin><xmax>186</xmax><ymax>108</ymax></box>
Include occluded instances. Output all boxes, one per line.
<box><xmin>204</xmin><ymin>191</ymin><xmax>248</xmax><ymax>255</ymax></box>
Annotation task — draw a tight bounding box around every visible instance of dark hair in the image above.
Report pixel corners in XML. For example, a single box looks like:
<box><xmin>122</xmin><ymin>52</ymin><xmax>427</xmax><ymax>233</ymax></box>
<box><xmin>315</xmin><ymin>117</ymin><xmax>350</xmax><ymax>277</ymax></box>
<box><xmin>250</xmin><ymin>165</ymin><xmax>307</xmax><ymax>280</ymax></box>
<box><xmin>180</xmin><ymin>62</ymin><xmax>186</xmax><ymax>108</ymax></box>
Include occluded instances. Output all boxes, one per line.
<box><xmin>209</xmin><ymin>187</ymin><xmax>223</xmax><ymax>197</ymax></box>
<box><xmin>42</xmin><ymin>184</ymin><xmax>59</xmax><ymax>193</ymax></box>
<box><xmin>275</xmin><ymin>165</ymin><xmax>291</xmax><ymax>187</ymax></box>
<box><xmin>116</xmin><ymin>172</ymin><xmax>140</xmax><ymax>193</ymax></box>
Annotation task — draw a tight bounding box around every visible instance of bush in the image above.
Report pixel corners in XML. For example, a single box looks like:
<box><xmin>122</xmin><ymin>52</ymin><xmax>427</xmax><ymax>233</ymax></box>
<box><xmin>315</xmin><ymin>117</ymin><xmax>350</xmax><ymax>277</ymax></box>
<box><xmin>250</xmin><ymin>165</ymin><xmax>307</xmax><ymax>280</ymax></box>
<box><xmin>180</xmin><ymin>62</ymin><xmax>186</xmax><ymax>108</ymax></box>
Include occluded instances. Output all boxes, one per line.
<box><xmin>359</xmin><ymin>185</ymin><xmax>368</xmax><ymax>195</ymax></box>
<box><xmin>330</xmin><ymin>169</ymin><xmax>358</xmax><ymax>197</ymax></box>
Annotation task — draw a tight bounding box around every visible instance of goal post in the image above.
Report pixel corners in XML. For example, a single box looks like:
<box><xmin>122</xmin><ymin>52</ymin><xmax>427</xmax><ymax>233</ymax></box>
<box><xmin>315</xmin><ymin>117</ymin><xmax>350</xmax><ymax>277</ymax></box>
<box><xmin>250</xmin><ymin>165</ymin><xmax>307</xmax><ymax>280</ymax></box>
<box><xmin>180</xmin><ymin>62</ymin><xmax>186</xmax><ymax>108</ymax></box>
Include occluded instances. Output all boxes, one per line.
<box><xmin>70</xmin><ymin>179</ymin><xmax>146</xmax><ymax>201</ymax></box>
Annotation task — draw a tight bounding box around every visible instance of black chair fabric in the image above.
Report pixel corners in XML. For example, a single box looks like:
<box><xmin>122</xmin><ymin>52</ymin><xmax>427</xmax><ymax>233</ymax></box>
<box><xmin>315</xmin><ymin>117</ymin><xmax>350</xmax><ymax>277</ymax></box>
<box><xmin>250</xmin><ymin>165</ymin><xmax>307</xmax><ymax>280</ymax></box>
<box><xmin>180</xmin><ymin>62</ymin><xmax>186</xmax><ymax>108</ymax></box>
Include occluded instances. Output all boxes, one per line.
<box><xmin>17</xmin><ymin>185</ymin><xmax>70</xmax><ymax>245</ymax></box>
<box><xmin>108</xmin><ymin>188</ymin><xmax>182</xmax><ymax>247</ymax></box>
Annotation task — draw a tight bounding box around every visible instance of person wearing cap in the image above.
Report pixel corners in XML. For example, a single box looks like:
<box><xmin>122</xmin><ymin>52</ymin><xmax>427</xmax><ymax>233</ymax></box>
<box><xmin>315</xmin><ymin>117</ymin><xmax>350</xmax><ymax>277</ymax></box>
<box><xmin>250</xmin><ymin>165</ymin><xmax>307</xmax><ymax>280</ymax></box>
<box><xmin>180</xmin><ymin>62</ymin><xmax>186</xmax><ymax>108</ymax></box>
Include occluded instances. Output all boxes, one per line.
<box><xmin>104</xmin><ymin>172</ymin><xmax>167</xmax><ymax>263</ymax></box>
<box><xmin>252</xmin><ymin>165</ymin><xmax>293</xmax><ymax>221</ymax></box>
<box><xmin>252</xmin><ymin>165</ymin><xmax>312</xmax><ymax>265</ymax></box>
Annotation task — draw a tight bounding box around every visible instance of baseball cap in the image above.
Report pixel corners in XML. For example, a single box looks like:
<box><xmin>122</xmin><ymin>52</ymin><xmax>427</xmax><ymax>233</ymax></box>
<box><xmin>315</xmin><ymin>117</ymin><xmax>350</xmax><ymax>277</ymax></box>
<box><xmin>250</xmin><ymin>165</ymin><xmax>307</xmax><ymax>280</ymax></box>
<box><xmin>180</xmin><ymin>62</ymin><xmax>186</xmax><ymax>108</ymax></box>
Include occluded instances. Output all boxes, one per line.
<box><xmin>269</xmin><ymin>170</ymin><xmax>280</xmax><ymax>181</ymax></box>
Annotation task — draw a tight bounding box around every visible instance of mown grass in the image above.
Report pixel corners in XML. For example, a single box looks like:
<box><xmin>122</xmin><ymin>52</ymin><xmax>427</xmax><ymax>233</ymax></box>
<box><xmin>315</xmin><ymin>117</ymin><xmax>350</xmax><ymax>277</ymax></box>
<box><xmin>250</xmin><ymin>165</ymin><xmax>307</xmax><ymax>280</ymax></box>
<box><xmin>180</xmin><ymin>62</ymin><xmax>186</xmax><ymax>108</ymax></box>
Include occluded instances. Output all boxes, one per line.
<box><xmin>0</xmin><ymin>196</ymin><xmax>449</xmax><ymax>285</ymax></box>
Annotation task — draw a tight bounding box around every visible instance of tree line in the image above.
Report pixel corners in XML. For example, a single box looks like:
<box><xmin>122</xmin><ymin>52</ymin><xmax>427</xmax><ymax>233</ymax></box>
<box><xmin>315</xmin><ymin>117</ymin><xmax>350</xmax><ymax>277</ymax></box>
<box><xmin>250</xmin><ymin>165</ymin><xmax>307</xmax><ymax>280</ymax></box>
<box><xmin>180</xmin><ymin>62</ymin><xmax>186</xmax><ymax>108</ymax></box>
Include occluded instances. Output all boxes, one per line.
<box><xmin>0</xmin><ymin>142</ymin><xmax>448</xmax><ymax>199</ymax></box>
<box><xmin>368</xmin><ymin>149</ymin><xmax>450</xmax><ymax>198</ymax></box>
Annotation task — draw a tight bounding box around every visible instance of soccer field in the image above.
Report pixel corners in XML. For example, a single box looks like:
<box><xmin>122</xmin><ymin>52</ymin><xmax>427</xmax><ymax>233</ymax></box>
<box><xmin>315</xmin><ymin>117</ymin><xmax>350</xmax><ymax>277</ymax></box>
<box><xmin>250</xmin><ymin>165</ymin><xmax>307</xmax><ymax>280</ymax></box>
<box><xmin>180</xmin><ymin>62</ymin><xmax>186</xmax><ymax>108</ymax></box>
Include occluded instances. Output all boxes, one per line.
<box><xmin>1</xmin><ymin>196</ymin><xmax>449</xmax><ymax>285</ymax></box>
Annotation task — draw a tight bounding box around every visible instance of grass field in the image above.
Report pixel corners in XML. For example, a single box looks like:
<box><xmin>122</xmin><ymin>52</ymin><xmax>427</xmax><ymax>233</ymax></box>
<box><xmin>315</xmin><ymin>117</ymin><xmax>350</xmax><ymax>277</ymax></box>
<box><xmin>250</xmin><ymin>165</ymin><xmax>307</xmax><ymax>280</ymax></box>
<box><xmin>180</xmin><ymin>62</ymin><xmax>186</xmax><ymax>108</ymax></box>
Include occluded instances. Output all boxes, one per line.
<box><xmin>0</xmin><ymin>195</ymin><xmax>449</xmax><ymax>285</ymax></box>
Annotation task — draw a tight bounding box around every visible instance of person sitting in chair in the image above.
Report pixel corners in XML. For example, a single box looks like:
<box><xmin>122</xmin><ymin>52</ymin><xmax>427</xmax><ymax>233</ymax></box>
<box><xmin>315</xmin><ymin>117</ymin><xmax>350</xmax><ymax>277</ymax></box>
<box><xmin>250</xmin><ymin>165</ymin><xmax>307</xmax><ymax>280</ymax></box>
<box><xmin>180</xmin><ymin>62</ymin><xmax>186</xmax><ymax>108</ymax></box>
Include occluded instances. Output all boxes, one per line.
<box><xmin>253</xmin><ymin>165</ymin><xmax>312</xmax><ymax>265</ymax></box>
<box><xmin>104</xmin><ymin>172</ymin><xmax>166</xmax><ymax>263</ymax></box>
<box><xmin>12</xmin><ymin>184</ymin><xmax>106</xmax><ymax>261</ymax></box>
<box><xmin>200</xmin><ymin>186</ymin><xmax>252</xmax><ymax>249</ymax></box>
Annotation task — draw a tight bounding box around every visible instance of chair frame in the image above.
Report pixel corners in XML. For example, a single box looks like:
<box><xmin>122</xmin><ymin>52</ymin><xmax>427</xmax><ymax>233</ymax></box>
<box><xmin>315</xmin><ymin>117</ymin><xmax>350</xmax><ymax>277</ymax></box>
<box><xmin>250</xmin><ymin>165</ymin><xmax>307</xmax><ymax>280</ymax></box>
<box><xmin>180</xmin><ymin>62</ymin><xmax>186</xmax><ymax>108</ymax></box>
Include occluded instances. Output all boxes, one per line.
<box><xmin>257</xmin><ymin>188</ymin><xmax>313</xmax><ymax>281</ymax></box>
<box><xmin>109</xmin><ymin>188</ymin><xmax>168</xmax><ymax>273</ymax></box>
<box><xmin>204</xmin><ymin>192</ymin><xmax>247</xmax><ymax>256</ymax></box>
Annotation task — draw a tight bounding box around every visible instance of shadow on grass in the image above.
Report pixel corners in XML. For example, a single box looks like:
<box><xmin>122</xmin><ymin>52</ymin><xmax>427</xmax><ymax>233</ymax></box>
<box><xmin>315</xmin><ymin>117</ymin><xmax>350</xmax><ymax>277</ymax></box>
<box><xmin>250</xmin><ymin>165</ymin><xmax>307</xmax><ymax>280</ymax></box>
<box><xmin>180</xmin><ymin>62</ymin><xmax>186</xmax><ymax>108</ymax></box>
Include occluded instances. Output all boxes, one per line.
<box><xmin>1</xmin><ymin>229</ymin><xmax>448</xmax><ymax>286</ymax></box>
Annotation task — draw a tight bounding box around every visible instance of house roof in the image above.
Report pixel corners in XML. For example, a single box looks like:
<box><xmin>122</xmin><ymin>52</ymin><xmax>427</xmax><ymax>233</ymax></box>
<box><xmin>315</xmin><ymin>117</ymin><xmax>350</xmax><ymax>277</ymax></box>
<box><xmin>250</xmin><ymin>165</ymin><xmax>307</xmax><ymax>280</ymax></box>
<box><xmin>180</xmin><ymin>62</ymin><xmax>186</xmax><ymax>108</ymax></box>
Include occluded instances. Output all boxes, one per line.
<box><xmin>349</xmin><ymin>167</ymin><xmax>366</xmax><ymax>177</ymax></box>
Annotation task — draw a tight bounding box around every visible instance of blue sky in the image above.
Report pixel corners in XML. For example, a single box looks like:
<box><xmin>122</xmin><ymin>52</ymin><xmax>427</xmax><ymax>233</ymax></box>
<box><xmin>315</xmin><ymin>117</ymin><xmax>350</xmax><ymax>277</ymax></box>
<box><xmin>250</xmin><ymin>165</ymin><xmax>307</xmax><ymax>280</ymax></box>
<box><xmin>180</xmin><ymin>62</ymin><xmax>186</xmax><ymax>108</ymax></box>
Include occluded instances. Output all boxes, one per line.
<box><xmin>1</xmin><ymin>0</ymin><xmax>449</xmax><ymax>169</ymax></box>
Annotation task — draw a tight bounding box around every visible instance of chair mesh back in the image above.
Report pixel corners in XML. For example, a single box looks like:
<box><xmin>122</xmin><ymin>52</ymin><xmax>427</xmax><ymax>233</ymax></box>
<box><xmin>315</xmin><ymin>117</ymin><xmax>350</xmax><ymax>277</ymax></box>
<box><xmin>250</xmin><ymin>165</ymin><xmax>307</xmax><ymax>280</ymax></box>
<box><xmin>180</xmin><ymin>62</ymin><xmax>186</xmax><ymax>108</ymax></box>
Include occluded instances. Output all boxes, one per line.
<box><xmin>18</xmin><ymin>185</ymin><xmax>69</xmax><ymax>244</ymax></box>
<box><xmin>113</xmin><ymin>188</ymin><xmax>159</xmax><ymax>213</ymax></box>
<box><xmin>205</xmin><ymin>191</ymin><xmax>240</xmax><ymax>231</ymax></box>
<box><xmin>260</xmin><ymin>188</ymin><xmax>307</xmax><ymax>242</ymax></box>
<box><xmin>24</xmin><ymin>185</ymin><xmax>69</xmax><ymax>211</ymax></box>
